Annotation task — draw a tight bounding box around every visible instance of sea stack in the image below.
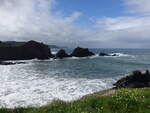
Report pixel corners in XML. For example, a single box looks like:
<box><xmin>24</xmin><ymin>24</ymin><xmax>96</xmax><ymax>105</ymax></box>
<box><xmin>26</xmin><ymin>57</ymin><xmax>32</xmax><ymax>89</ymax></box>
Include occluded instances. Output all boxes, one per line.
<box><xmin>55</xmin><ymin>49</ymin><xmax>69</xmax><ymax>59</ymax></box>
<box><xmin>71</xmin><ymin>47</ymin><xmax>94</xmax><ymax>57</ymax></box>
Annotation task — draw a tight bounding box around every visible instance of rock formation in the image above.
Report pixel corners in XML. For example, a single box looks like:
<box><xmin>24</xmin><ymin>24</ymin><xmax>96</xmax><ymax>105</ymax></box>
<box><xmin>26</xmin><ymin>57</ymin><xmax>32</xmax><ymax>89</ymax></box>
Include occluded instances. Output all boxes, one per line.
<box><xmin>0</xmin><ymin>40</ymin><xmax>54</xmax><ymax>60</ymax></box>
<box><xmin>55</xmin><ymin>49</ymin><xmax>69</xmax><ymax>59</ymax></box>
<box><xmin>0</xmin><ymin>61</ymin><xmax>26</xmax><ymax>65</ymax></box>
<box><xmin>99</xmin><ymin>53</ymin><xmax>110</xmax><ymax>56</ymax></box>
<box><xmin>114</xmin><ymin>70</ymin><xmax>150</xmax><ymax>88</ymax></box>
<box><xmin>99</xmin><ymin>53</ymin><xmax>117</xmax><ymax>56</ymax></box>
<box><xmin>71</xmin><ymin>47</ymin><xmax>94</xmax><ymax>57</ymax></box>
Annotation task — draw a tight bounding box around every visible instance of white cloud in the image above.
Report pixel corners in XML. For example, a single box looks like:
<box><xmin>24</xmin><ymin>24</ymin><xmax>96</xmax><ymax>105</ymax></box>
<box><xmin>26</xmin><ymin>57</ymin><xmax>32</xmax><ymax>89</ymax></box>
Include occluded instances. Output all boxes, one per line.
<box><xmin>95</xmin><ymin>16</ymin><xmax>150</xmax><ymax>31</ymax></box>
<box><xmin>0</xmin><ymin>0</ymin><xmax>150</xmax><ymax>48</ymax></box>
<box><xmin>65</xmin><ymin>11</ymin><xmax>82</xmax><ymax>23</ymax></box>
<box><xmin>0</xmin><ymin>0</ymin><xmax>84</xmax><ymax>44</ymax></box>
<box><xmin>93</xmin><ymin>14</ymin><xmax>150</xmax><ymax>48</ymax></box>
<box><xmin>125</xmin><ymin>0</ymin><xmax>150</xmax><ymax>15</ymax></box>
<box><xmin>90</xmin><ymin>0</ymin><xmax>150</xmax><ymax>48</ymax></box>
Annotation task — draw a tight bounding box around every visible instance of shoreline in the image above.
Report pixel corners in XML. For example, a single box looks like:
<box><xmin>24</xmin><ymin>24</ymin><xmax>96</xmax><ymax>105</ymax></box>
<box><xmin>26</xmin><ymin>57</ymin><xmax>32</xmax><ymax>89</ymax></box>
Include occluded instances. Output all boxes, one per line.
<box><xmin>0</xmin><ymin>69</ymin><xmax>150</xmax><ymax>113</ymax></box>
<box><xmin>0</xmin><ymin>88</ymin><xmax>149</xmax><ymax>113</ymax></box>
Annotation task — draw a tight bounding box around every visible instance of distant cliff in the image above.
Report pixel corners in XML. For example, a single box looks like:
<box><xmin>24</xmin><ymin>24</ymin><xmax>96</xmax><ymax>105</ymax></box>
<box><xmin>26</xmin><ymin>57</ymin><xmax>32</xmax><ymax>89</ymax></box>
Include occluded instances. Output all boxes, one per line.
<box><xmin>0</xmin><ymin>40</ymin><xmax>54</xmax><ymax>60</ymax></box>
<box><xmin>0</xmin><ymin>41</ymin><xmax>60</xmax><ymax>49</ymax></box>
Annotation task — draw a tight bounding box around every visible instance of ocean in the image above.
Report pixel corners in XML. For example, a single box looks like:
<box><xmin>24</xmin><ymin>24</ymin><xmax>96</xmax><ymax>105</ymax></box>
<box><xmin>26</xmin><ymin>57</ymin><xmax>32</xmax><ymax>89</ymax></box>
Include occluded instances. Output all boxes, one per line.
<box><xmin>0</xmin><ymin>48</ymin><xmax>150</xmax><ymax>108</ymax></box>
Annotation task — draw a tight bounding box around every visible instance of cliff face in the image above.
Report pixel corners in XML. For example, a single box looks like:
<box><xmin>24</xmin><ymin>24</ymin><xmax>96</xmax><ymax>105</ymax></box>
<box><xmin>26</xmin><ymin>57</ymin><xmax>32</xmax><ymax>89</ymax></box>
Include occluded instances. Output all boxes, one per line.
<box><xmin>0</xmin><ymin>40</ymin><xmax>54</xmax><ymax>60</ymax></box>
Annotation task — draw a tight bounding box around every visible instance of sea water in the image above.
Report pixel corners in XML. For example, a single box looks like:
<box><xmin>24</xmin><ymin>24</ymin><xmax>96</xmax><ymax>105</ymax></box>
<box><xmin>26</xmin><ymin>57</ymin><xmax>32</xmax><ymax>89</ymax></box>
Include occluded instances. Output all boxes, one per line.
<box><xmin>0</xmin><ymin>48</ymin><xmax>150</xmax><ymax>108</ymax></box>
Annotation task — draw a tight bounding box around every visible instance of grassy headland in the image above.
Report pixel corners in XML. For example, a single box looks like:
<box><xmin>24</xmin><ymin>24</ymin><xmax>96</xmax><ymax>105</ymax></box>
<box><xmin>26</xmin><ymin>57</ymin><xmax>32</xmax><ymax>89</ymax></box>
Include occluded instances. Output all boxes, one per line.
<box><xmin>1</xmin><ymin>88</ymin><xmax>150</xmax><ymax>113</ymax></box>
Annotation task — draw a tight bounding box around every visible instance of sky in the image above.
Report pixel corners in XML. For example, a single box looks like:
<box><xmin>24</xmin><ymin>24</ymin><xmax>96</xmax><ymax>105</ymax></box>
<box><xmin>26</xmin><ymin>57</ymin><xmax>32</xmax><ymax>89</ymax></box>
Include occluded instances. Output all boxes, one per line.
<box><xmin>0</xmin><ymin>0</ymin><xmax>150</xmax><ymax>48</ymax></box>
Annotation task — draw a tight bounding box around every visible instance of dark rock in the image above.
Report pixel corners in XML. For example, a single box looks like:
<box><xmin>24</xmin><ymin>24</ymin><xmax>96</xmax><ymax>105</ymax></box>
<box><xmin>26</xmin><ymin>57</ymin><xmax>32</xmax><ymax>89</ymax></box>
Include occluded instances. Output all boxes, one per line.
<box><xmin>0</xmin><ymin>61</ymin><xmax>26</xmax><ymax>65</ymax></box>
<box><xmin>114</xmin><ymin>70</ymin><xmax>150</xmax><ymax>88</ymax></box>
<box><xmin>0</xmin><ymin>40</ymin><xmax>54</xmax><ymax>60</ymax></box>
<box><xmin>99</xmin><ymin>53</ymin><xmax>110</xmax><ymax>56</ymax></box>
<box><xmin>99</xmin><ymin>53</ymin><xmax>118</xmax><ymax>56</ymax></box>
<box><xmin>111</xmin><ymin>54</ymin><xmax>117</xmax><ymax>56</ymax></box>
<box><xmin>71</xmin><ymin>47</ymin><xmax>94</xmax><ymax>57</ymax></box>
<box><xmin>55</xmin><ymin>49</ymin><xmax>69</xmax><ymax>59</ymax></box>
<box><xmin>21</xmin><ymin>40</ymin><xmax>54</xmax><ymax>59</ymax></box>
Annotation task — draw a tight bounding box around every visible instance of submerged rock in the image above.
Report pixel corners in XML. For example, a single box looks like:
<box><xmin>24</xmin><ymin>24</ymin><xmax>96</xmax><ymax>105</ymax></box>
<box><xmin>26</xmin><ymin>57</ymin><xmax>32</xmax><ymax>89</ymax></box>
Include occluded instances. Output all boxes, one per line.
<box><xmin>114</xmin><ymin>70</ymin><xmax>150</xmax><ymax>88</ymax></box>
<box><xmin>111</xmin><ymin>54</ymin><xmax>117</xmax><ymax>56</ymax></box>
<box><xmin>0</xmin><ymin>40</ymin><xmax>54</xmax><ymax>60</ymax></box>
<box><xmin>99</xmin><ymin>53</ymin><xmax>110</xmax><ymax>56</ymax></box>
<box><xmin>55</xmin><ymin>49</ymin><xmax>69</xmax><ymax>59</ymax></box>
<box><xmin>99</xmin><ymin>53</ymin><xmax>118</xmax><ymax>56</ymax></box>
<box><xmin>0</xmin><ymin>61</ymin><xmax>26</xmax><ymax>65</ymax></box>
<box><xmin>71</xmin><ymin>47</ymin><xmax>94</xmax><ymax>57</ymax></box>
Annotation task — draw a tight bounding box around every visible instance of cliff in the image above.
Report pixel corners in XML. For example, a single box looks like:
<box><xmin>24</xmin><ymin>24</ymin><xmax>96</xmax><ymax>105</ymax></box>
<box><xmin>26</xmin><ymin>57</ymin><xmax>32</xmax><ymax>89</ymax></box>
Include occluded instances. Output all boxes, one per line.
<box><xmin>0</xmin><ymin>40</ymin><xmax>54</xmax><ymax>60</ymax></box>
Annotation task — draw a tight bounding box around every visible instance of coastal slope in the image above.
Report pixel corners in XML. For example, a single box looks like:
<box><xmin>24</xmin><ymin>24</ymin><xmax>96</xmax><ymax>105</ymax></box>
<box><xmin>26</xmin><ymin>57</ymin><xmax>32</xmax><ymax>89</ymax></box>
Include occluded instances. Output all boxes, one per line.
<box><xmin>1</xmin><ymin>88</ymin><xmax>150</xmax><ymax>113</ymax></box>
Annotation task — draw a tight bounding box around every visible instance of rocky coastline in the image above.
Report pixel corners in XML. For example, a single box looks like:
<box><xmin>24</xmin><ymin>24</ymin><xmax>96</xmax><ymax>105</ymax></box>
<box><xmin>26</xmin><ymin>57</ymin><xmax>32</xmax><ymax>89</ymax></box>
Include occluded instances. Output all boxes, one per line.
<box><xmin>114</xmin><ymin>70</ymin><xmax>150</xmax><ymax>88</ymax></box>
<box><xmin>0</xmin><ymin>40</ymin><xmax>54</xmax><ymax>61</ymax></box>
<box><xmin>0</xmin><ymin>40</ymin><xmax>119</xmax><ymax>64</ymax></box>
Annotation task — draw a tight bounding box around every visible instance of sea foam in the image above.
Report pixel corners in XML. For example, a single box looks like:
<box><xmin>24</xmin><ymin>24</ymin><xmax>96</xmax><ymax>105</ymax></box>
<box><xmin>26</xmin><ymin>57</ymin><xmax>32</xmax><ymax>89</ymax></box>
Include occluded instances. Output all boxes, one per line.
<box><xmin>0</xmin><ymin>64</ymin><xmax>117</xmax><ymax>108</ymax></box>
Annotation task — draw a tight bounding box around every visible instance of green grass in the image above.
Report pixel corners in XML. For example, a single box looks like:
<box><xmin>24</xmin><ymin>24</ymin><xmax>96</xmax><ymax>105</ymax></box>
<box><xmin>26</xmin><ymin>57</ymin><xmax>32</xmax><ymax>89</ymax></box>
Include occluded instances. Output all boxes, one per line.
<box><xmin>0</xmin><ymin>88</ymin><xmax>150</xmax><ymax>113</ymax></box>
<box><xmin>0</xmin><ymin>42</ymin><xmax>26</xmax><ymax>47</ymax></box>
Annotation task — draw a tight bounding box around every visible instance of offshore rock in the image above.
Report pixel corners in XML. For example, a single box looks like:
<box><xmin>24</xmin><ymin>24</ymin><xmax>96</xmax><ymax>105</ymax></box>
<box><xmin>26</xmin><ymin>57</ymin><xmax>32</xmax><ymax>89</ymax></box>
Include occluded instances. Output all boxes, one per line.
<box><xmin>55</xmin><ymin>49</ymin><xmax>69</xmax><ymax>59</ymax></box>
<box><xmin>71</xmin><ymin>47</ymin><xmax>94</xmax><ymax>57</ymax></box>
<box><xmin>0</xmin><ymin>61</ymin><xmax>26</xmax><ymax>65</ymax></box>
<box><xmin>99</xmin><ymin>53</ymin><xmax>117</xmax><ymax>56</ymax></box>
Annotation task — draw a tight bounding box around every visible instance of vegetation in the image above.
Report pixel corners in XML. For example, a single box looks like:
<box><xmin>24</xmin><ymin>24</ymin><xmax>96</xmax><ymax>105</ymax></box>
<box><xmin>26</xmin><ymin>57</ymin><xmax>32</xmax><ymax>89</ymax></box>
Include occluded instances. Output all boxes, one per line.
<box><xmin>0</xmin><ymin>41</ymin><xmax>60</xmax><ymax>48</ymax></box>
<box><xmin>0</xmin><ymin>88</ymin><xmax>149</xmax><ymax>113</ymax></box>
<box><xmin>0</xmin><ymin>41</ymin><xmax>26</xmax><ymax>47</ymax></box>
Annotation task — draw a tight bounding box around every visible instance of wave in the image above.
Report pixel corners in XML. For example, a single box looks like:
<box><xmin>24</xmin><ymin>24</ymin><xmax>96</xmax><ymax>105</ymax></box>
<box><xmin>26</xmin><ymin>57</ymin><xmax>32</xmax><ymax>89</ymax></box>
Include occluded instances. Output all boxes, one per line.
<box><xmin>51</xmin><ymin>51</ymin><xmax>57</xmax><ymax>55</ymax></box>
<box><xmin>109</xmin><ymin>53</ymin><xmax>130</xmax><ymax>57</ymax></box>
<box><xmin>1</xmin><ymin>53</ymin><xmax>131</xmax><ymax>64</ymax></box>
<box><xmin>0</xmin><ymin>73</ymin><xmax>118</xmax><ymax>108</ymax></box>
<box><xmin>65</xmin><ymin>53</ymin><xmax>131</xmax><ymax>60</ymax></box>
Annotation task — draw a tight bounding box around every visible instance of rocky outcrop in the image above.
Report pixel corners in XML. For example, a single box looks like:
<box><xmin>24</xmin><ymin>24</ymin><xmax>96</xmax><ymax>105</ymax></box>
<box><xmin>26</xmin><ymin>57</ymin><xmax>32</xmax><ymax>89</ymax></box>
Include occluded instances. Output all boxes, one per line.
<box><xmin>55</xmin><ymin>49</ymin><xmax>69</xmax><ymax>59</ymax></box>
<box><xmin>99</xmin><ymin>53</ymin><xmax>117</xmax><ymax>56</ymax></box>
<box><xmin>71</xmin><ymin>47</ymin><xmax>94</xmax><ymax>57</ymax></box>
<box><xmin>99</xmin><ymin>53</ymin><xmax>110</xmax><ymax>56</ymax></box>
<box><xmin>114</xmin><ymin>70</ymin><xmax>150</xmax><ymax>88</ymax></box>
<box><xmin>0</xmin><ymin>61</ymin><xmax>26</xmax><ymax>65</ymax></box>
<box><xmin>21</xmin><ymin>41</ymin><xmax>54</xmax><ymax>59</ymax></box>
<box><xmin>0</xmin><ymin>40</ymin><xmax>54</xmax><ymax>60</ymax></box>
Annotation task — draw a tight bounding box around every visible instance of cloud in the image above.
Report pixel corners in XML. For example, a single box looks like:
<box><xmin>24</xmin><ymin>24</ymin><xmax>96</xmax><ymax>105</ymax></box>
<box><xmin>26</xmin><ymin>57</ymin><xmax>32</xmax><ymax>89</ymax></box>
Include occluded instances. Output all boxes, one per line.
<box><xmin>0</xmin><ymin>0</ymin><xmax>150</xmax><ymax>48</ymax></box>
<box><xmin>91</xmin><ymin>0</ymin><xmax>150</xmax><ymax>48</ymax></box>
<box><xmin>94</xmin><ymin>15</ymin><xmax>150</xmax><ymax>48</ymax></box>
<box><xmin>95</xmin><ymin>16</ymin><xmax>150</xmax><ymax>31</ymax></box>
<box><xmin>0</xmin><ymin>0</ymin><xmax>83</xmax><ymax>44</ymax></box>
<box><xmin>125</xmin><ymin>0</ymin><xmax>150</xmax><ymax>15</ymax></box>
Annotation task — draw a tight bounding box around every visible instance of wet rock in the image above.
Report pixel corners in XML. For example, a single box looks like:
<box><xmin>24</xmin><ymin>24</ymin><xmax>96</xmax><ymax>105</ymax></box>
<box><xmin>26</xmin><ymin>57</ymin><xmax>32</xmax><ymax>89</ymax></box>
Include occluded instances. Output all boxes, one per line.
<box><xmin>111</xmin><ymin>54</ymin><xmax>117</xmax><ymax>56</ymax></box>
<box><xmin>55</xmin><ymin>49</ymin><xmax>69</xmax><ymax>59</ymax></box>
<box><xmin>99</xmin><ymin>53</ymin><xmax>110</xmax><ymax>56</ymax></box>
<box><xmin>114</xmin><ymin>70</ymin><xmax>150</xmax><ymax>88</ymax></box>
<box><xmin>71</xmin><ymin>47</ymin><xmax>94</xmax><ymax>57</ymax></box>
<box><xmin>99</xmin><ymin>53</ymin><xmax>118</xmax><ymax>56</ymax></box>
<box><xmin>0</xmin><ymin>61</ymin><xmax>26</xmax><ymax>65</ymax></box>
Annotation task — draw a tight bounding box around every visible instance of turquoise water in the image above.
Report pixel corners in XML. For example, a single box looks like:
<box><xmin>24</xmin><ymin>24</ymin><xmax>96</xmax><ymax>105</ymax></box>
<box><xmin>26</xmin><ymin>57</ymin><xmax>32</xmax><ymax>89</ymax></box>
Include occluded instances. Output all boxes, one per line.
<box><xmin>51</xmin><ymin>48</ymin><xmax>150</xmax><ymax>79</ymax></box>
<box><xmin>0</xmin><ymin>48</ymin><xmax>150</xmax><ymax>108</ymax></box>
